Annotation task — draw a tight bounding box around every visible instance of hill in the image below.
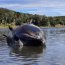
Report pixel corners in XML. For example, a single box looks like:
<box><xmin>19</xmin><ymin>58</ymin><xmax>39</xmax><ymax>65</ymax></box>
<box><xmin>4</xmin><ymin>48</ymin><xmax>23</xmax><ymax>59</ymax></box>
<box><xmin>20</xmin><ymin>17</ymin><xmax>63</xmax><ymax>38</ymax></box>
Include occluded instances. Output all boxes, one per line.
<box><xmin>0</xmin><ymin>8</ymin><xmax>32</xmax><ymax>25</ymax></box>
<box><xmin>0</xmin><ymin>8</ymin><xmax>65</xmax><ymax>27</ymax></box>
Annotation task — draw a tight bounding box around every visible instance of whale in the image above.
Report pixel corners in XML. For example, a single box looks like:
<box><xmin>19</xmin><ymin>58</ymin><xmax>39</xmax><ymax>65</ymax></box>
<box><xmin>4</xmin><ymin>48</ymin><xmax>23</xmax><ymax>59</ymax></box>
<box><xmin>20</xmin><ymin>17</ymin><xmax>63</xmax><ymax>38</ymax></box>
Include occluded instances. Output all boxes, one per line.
<box><xmin>3</xmin><ymin>24</ymin><xmax>46</xmax><ymax>47</ymax></box>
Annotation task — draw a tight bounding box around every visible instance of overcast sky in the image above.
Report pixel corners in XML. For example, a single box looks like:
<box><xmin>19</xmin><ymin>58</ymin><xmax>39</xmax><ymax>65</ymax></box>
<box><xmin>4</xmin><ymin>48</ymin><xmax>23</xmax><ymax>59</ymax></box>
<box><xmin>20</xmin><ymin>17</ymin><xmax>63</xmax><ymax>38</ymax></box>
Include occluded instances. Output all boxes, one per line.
<box><xmin>0</xmin><ymin>0</ymin><xmax>65</xmax><ymax>16</ymax></box>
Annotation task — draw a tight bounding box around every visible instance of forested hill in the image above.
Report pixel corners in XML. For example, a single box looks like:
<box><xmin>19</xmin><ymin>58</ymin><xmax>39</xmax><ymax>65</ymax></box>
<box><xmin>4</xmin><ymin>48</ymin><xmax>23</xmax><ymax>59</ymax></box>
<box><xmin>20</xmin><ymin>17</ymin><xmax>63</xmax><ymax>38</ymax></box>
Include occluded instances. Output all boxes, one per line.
<box><xmin>0</xmin><ymin>8</ymin><xmax>65</xmax><ymax>27</ymax></box>
<box><xmin>0</xmin><ymin>8</ymin><xmax>33</xmax><ymax>25</ymax></box>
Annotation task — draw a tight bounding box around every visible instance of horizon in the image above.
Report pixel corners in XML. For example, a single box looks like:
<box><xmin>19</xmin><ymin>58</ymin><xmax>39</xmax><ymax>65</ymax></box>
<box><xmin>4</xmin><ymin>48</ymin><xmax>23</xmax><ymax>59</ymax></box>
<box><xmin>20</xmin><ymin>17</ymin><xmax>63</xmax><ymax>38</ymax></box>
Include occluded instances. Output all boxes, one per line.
<box><xmin>0</xmin><ymin>0</ymin><xmax>65</xmax><ymax>16</ymax></box>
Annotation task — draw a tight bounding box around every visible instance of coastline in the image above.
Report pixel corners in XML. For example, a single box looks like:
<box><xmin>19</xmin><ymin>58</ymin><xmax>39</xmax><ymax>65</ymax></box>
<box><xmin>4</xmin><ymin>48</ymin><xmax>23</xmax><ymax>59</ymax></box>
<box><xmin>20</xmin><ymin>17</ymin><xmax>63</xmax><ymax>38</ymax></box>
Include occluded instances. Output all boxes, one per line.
<box><xmin>0</xmin><ymin>24</ymin><xmax>65</xmax><ymax>28</ymax></box>
<box><xmin>0</xmin><ymin>24</ymin><xmax>16</xmax><ymax>28</ymax></box>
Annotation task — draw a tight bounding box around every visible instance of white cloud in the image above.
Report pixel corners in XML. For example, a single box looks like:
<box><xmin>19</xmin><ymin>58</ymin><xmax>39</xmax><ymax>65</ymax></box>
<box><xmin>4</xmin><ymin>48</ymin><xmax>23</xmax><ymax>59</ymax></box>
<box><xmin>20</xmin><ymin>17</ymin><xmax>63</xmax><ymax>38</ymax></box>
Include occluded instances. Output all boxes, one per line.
<box><xmin>0</xmin><ymin>0</ymin><xmax>65</xmax><ymax>9</ymax></box>
<box><xmin>0</xmin><ymin>0</ymin><xmax>65</xmax><ymax>16</ymax></box>
<box><xmin>0</xmin><ymin>2</ymin><xmax>65</xmax><ymax>9</ymax></box>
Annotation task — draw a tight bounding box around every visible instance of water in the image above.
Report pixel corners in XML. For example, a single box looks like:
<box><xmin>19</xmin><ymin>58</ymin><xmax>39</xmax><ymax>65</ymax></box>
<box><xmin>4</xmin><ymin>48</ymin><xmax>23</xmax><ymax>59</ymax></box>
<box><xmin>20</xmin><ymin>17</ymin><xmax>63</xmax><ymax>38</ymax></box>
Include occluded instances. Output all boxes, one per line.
<box><xmin>0</xmin><ymin>28</ymin><xmax>65</xmax><ymax>65</ymax></box>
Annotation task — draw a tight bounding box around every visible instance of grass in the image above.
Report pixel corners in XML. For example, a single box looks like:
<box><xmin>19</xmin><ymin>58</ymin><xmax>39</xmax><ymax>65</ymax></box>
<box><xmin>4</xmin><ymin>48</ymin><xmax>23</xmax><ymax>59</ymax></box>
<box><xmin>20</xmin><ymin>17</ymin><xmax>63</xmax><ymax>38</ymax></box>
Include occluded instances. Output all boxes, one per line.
<box><xmin>0</xmin><ymin>24</ymin><xmax>65</xmax><ymax>28</ymax></box>
<box><xmin>41</xmin><ymin>24</ymin><xmax>65</xmax><ymax>28</ymax></box>
<box><xmin>0</xmin><ymin>24</ymin><xmax>16</xmax><ymax>28</ymax></box>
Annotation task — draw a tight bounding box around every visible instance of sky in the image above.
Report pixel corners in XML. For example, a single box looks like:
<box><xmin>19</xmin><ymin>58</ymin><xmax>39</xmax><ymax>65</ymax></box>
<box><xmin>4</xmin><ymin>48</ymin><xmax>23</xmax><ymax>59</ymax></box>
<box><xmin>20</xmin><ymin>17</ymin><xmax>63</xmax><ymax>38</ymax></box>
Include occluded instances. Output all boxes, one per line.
<box><xmin>0</xmin><ymin>0</ymin><xmax>65</xmax><ymax>16</ymax></box>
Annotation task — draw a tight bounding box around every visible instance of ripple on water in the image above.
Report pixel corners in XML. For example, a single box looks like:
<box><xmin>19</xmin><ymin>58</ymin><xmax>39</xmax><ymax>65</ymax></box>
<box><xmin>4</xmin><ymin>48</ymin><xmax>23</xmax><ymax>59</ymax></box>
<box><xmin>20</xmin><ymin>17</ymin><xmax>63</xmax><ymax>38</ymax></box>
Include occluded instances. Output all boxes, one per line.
<box><xmin>0</xmin><ymin>28</ymin><xmax>65</xmax><ymax>65</ymax></box>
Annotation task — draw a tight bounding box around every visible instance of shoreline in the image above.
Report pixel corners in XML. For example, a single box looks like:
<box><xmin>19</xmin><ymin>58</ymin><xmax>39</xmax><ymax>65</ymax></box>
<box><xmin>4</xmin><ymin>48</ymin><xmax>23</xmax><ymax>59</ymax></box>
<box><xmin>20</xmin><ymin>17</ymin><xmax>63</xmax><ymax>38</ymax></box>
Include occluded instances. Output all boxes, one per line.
<box><xmin>0</xmin><ymin>24</ymin><xmax>16</xmax><ymax>28</ymax></box>
<box><xmin>0</xmin><ymin>24</ymin><xmax>65</xmax><ymax>28</ymax></box>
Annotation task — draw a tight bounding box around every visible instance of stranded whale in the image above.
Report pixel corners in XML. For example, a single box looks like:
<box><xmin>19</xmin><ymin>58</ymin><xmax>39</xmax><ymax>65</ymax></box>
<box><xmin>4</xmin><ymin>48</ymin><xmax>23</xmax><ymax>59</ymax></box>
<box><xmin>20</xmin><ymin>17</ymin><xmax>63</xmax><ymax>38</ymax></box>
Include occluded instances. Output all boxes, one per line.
<box><xmin>4</xmin><ymin>24</ymin><xmax>46</xmax><ymax>47</ymax></box>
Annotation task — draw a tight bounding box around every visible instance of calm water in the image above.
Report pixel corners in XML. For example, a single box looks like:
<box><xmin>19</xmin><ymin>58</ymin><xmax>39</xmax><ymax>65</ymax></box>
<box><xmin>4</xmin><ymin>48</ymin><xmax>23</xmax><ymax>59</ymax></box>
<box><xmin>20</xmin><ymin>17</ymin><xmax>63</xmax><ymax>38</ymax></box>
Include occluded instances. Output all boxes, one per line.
<box><xmin>0</xmin><ymin>28</ymin><xmax>65</xmax><ymax>65</ymax></box>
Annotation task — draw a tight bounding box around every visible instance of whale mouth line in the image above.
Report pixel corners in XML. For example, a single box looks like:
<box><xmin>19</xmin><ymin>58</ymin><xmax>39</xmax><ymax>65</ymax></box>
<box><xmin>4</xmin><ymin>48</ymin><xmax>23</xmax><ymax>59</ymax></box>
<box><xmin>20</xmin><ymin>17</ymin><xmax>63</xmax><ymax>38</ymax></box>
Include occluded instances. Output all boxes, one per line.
<box><xmin>19</xmin><ymin>33</ymin><xmax>42</xmax><ymax>40</ymax></box>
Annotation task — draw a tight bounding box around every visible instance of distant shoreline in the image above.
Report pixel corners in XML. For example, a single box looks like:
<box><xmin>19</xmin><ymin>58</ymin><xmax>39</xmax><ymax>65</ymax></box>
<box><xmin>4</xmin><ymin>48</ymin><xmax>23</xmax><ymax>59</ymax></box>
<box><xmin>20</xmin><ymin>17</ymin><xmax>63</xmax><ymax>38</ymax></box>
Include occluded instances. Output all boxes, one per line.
<box><xmin>0</xmin><ymin>24</ymin><xmax>16</xmax><ymax>28</ymax></box>
<box><xmin>0</xmin><ymin>24</ymin><xmax>65</xmax><ymax>28</ymax></box>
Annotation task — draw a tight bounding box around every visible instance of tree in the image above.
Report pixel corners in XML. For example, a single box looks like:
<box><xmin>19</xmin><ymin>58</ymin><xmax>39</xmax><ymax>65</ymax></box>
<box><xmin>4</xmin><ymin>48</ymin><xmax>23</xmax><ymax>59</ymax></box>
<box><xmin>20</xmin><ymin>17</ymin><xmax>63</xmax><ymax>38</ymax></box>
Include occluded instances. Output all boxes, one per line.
<box><xmin>39</xmin><ymin>16</ymin><xmax>48</xmax><ymax>26</ymax></box>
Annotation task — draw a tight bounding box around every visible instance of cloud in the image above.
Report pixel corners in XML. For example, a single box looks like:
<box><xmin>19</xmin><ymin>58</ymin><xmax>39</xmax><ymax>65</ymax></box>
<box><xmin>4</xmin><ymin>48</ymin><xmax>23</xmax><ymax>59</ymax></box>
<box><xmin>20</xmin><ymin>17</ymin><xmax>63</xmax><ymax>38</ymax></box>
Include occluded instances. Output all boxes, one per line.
<box><xmin>0</xmin><ymin>2</ymin><xmax>65</xmax><ymax>9</ymax></box>
<box><xmin>0</xmin><ymin>0</ymin><xmax>65</xmax><ymax>16</ymax></box>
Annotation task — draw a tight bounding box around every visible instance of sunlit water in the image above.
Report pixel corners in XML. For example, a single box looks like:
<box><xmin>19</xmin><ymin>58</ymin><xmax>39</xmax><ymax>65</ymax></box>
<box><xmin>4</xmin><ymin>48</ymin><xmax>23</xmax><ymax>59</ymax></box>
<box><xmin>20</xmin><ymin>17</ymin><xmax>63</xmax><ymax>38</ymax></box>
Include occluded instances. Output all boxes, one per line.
<box><xmin>0</xmin><ymin>28</ymin><xmax>65</xmax><ymax>65</ymax></box>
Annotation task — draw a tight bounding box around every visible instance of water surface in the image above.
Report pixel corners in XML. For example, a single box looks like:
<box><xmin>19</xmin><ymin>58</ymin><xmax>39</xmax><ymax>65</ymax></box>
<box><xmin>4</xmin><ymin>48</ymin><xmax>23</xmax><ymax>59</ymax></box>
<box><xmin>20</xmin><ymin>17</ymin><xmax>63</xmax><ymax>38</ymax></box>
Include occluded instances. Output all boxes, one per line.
<box><xmin>0</xmin><ymin>28</ymin><xmax>65</xmax><ymax>65</ymax></box>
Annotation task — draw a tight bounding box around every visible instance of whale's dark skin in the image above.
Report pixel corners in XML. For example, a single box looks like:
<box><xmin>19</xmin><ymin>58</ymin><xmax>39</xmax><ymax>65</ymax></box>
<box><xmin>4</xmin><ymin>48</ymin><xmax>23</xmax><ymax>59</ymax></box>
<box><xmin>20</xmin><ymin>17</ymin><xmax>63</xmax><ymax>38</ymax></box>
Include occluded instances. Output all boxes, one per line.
<box><xmin>4</xmin><ymin>24</ymin><xmax>46</xmax><ymax>47</ymax></box>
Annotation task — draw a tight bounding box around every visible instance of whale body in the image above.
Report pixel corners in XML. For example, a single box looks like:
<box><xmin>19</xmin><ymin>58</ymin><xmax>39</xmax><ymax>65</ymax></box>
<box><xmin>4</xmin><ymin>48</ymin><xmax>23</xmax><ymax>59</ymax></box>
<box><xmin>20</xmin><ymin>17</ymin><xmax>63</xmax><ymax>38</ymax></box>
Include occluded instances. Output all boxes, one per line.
<box><xmin>4</xmin><ymin>24</ymin><xmax>46</xmax><ymax>47</ymax></box>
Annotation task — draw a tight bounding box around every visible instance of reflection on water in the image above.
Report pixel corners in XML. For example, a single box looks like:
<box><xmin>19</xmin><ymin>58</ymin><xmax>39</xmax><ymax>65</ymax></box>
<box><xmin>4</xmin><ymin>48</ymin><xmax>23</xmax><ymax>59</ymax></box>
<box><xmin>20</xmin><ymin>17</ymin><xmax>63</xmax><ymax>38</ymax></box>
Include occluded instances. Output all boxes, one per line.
<box><xmin>1</xmin><ymin>28</ymin><xmax>65</xmax><ymax>65</ymax></box>
<box><xmin>10</xmin><ymin>46</ymin><xmax>44</xmax><ymax>57</ymax></box>
<box><xmin>9</xmin><ymin>46</ymin><xmax>46</xmax><ymax>65</ymax></box>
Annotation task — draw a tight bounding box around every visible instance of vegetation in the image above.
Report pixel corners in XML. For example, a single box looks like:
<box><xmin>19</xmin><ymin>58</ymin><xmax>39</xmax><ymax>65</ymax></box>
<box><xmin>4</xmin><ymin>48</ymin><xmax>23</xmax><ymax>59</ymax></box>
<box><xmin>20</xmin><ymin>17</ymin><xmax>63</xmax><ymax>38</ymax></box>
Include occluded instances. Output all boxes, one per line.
<box><xmin>0</xmin><ymin>8</ymin><xmax>65</xmax><ymax>27</ymax></box>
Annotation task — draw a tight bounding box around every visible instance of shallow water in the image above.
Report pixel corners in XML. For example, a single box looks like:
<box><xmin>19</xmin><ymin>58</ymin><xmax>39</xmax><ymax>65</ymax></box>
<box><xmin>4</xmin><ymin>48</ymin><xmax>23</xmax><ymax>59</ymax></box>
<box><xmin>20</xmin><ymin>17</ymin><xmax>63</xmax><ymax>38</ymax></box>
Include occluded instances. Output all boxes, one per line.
<box><xmin>0</xmin><ymin>28</ymin><xmax>65</xmax><ymax>65</ymax></box>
